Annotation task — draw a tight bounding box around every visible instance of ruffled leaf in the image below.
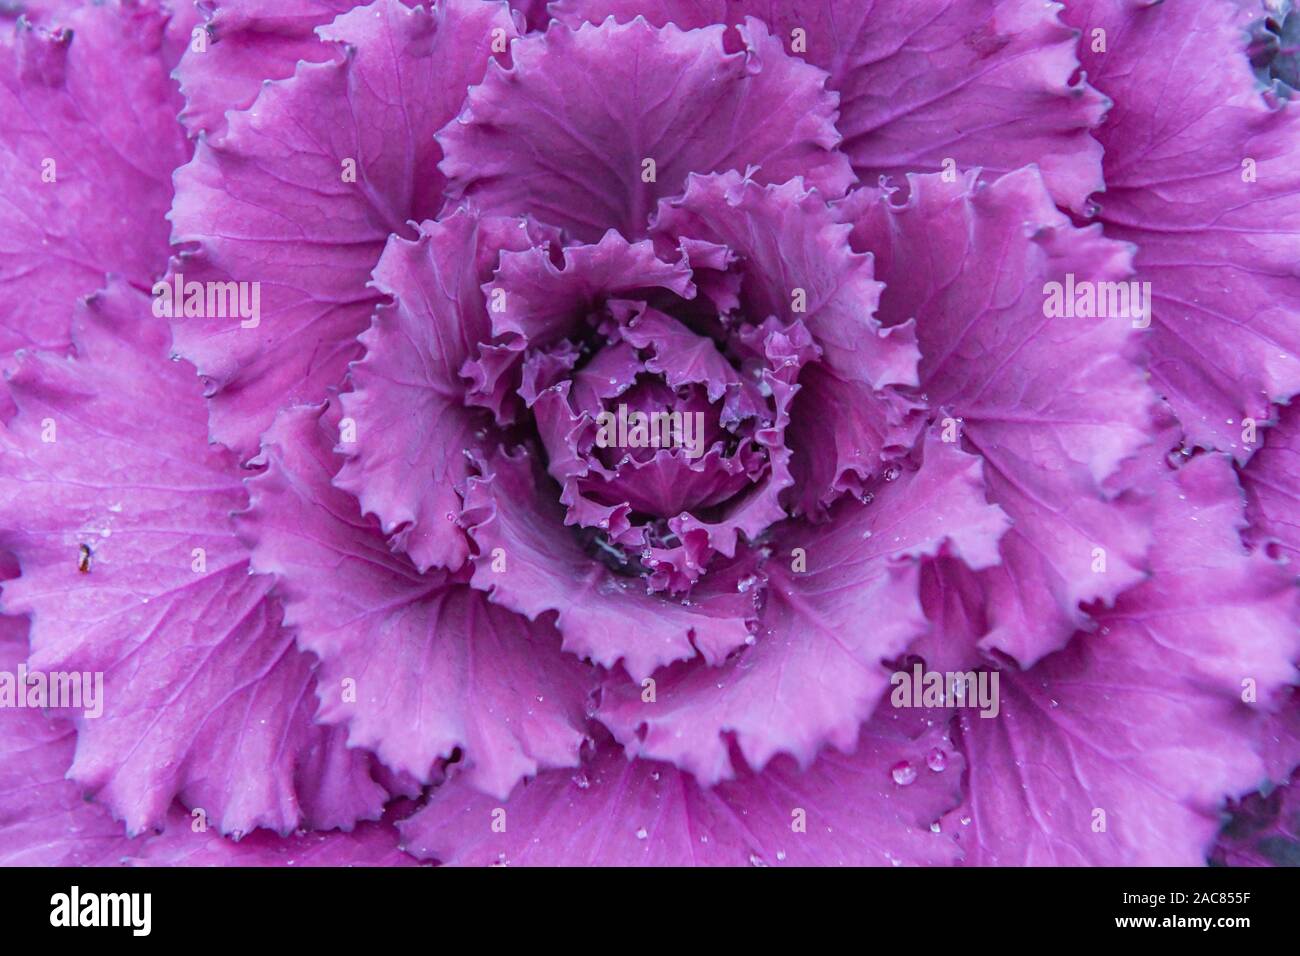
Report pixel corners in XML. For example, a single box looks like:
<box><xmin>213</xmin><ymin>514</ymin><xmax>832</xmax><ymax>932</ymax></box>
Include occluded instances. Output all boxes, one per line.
<box><xmin>175</xmin><ymin>0</ymin><xmax>352</xmax><ymax>136</ymax></box>
<box><xmin>437</xmin><ymin>15</ymin><xmax>853</xmax><ymax>242</ymax></box>
<box><xmin>0</xmin><ymin>282</ymin><xmax>385</xmax><ymax>836</ymax></box>
<box><xmin>0</xmin><ymin>2</ymin><xmax>188</xmax><ymax>362</ymax></box>
<box><xmin>1098</xmin><ymin>452</ymin><xmax>1299</xmax><ymax>705</ymax></box>
<box><xmin>335</xmin><ymin>210</ymin><xmax>551</xmax><ymax>572</ymax></box>
<box><xmin>651</xmin><ymin>171</ymin><xmax>921</xmax><ymax>514</ymax></box>
<box><xmin>552</xmin><ymin>0</ymin><xmax>1107</xmax><ymax>211</ymax></box>
<box><xmin>1243</xmin><ymin>401</ymin><xmax>1300</xmax><ymax>569</ymax></box>
<box><xmin>398</xmin><ymin>714</ymin><xmax>963</xmax><ymax>866</ymax></box>
<box><xmin>240</xmin><ymin>403</ymin><xmax>596</xmax><ymax>798</ymax></box>
<box><xmin>468</xmin><ymin>229</ymin><xmax>693</xmax><ymax>421</ymax></box>
<box><xmin>953</xmin><ymin>604</ymin><xmax>1267</xmax><ymax>866</ymax></box>
<box><xmin>169</xmin><ymin>0</ymin><xmax>516</xmax><ymax>456</ymax></box>
<box><xmin>1062</xmin><ymin>0</ymin><xmax>1300</xmax><ymax>456</ymax></box>
<box><xmin>0</xmin><ymin>627</ymin><xmax>137</xmax><ymax>865</ymax></box>
<box><xmin>129</xmin><ymin>805</ymin><xmax>420</xmax><ymax>867</ymax></box>
<box><xmin>842</xmin><ymin>169</ymin><xmax>1159</xmax><ymax>665</ymax></box>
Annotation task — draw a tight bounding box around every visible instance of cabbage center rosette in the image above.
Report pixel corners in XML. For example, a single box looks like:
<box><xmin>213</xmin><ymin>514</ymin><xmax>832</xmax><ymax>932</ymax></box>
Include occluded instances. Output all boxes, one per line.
<box><xmin>337</xmin><ymin>172</ymin><xmax>921</xmax><ymax>650</ymax></box>
<box><xmin>521</xmin><ymin>299</ymin><xmax>799</xmax><ymax>594</ymax></box>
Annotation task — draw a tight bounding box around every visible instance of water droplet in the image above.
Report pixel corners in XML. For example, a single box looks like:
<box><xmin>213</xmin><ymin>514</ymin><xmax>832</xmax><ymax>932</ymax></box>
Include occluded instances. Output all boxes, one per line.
<box><xmin>635</xmin><ymin>827</ymin><xmax>648</xmax><ymax>840</ymax></box>
<box><xmin>925</xmin><ymin>748</ymin><xmax>948</xmax><ymax>773</ymax></box>
<box><xmin>890</xmin><ymin>761</ymin><xmax>917</xmax><ymax>786</ymax></box>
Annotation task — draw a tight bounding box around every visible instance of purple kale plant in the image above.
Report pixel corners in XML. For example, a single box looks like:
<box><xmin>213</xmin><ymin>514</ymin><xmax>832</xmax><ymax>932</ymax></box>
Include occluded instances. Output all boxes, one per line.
<box><xmin>0</xmin><ymin>0</ymin><xmax>1298</xmax><ymax>867</ymax></box>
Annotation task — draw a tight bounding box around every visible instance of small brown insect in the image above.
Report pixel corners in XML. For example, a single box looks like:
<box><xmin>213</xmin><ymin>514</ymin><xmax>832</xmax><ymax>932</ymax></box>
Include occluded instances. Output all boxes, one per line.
<box><xmin>77</xmin><ymin>543</ymin><xmax>92</xmax><ymax>574</ymax></box>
